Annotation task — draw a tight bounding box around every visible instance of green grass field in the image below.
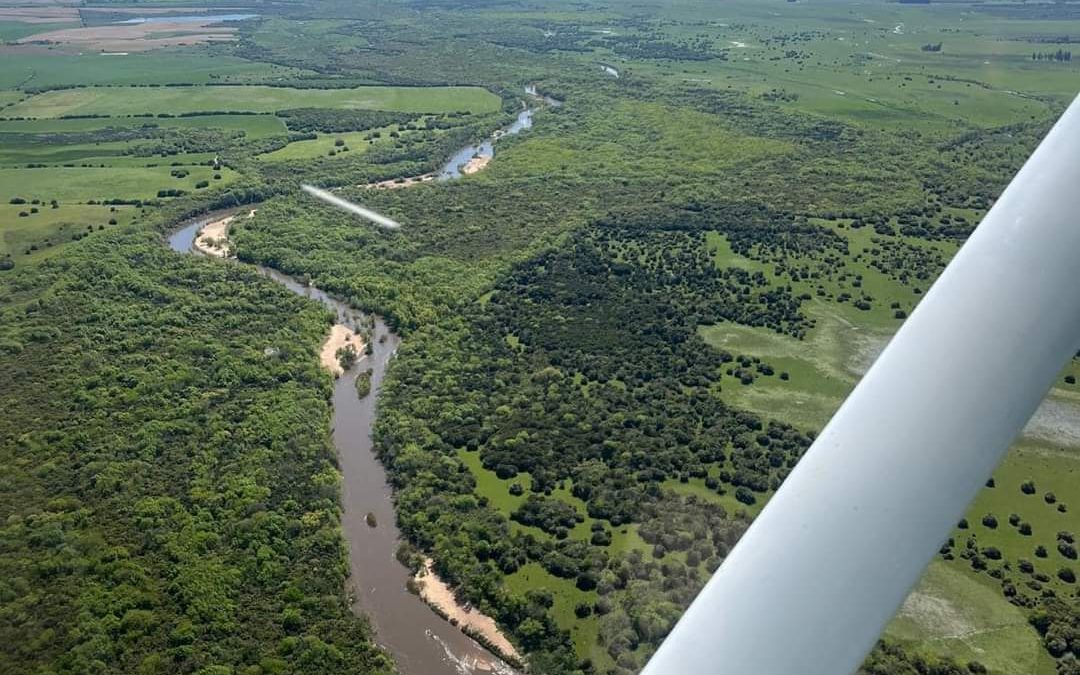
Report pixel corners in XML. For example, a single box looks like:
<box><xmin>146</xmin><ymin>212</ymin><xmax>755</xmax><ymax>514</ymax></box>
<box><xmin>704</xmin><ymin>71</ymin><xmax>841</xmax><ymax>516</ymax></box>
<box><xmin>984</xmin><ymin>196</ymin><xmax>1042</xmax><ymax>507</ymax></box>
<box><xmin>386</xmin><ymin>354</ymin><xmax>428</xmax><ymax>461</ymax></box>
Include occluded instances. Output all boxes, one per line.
<box><xmin>0</xmin><ymin>165</ymin><xmax>236</xmax><ymax>202</ymax></box>
<box><xmin>888</xmin><ymin>560</ymin><xmax>1056</xmax><ymax>675</ymax></box>
<box><xmin>257</xmin><ymin>130</ymin><xmax>376</xmax><ymax>162</ymax></box>
<box><xmin>0</xmin><ymin>203</ymin><xmax>136</xmax><ymax>260</ymax></box>
<box><xmin>6</xmin><ymin>85</ymin><xmax>502</xmax><ymax>118</ymax></box>
<box><xmin>0</xmin><ymin>113</ymin><xmax>286</xmax><ymax>138</ymax></box>
<box><xmin>0</xmin><ymin>50</ymin><xmax>307</xmax><ymax>90</ymax></box>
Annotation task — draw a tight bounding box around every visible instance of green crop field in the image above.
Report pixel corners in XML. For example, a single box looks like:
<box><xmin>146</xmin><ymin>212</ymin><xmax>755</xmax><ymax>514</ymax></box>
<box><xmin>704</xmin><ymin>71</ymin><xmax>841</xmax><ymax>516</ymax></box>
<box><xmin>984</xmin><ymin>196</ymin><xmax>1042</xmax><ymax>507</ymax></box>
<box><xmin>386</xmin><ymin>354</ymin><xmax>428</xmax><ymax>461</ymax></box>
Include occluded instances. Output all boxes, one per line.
<box><xmin>6</xmin><ymin>85</ymin><xmax>503</xmax><ymax>118</ymax></box>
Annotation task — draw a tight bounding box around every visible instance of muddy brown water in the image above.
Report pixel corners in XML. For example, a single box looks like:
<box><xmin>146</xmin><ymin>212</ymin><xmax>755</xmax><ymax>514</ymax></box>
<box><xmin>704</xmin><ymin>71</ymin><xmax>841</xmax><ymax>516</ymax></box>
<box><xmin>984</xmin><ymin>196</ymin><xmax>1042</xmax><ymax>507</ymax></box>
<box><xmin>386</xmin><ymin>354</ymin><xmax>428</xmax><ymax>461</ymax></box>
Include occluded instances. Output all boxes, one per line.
<box><xmin>168</xmin><ymin>216</ymin><xmax>516</xmax><ymax>675</ymax></box>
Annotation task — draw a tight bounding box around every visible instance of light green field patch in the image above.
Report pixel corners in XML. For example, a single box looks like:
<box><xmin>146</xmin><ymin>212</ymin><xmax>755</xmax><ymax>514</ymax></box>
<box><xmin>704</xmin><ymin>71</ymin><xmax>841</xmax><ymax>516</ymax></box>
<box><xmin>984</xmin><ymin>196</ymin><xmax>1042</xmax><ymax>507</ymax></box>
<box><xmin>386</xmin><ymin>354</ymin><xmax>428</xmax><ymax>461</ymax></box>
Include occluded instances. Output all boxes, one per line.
<box><xmin>0</xmin><ymin>91</ymin><xmax>25</xmax><ymax>108</ymax></box>
<box><xmin>0</xmin><ymin>114</ymin><xmax>286</xmax><ymax>139</ymax></box>
<box><xmin>258</xmin><ymin>130</ymin><xmax>375</xmax><ymax>162</ymax></box>
<box><xmin>7</xmin><ymin>85</ymin><xmax>502</xmax><ymax>119</ymax></box>
<box><xmin>699</xmin><ymin>303</ymin><xmax>879</xmax><ymax>430</ymax></box>
<box><xmin>960</xmin><ymin>442</ymin><xmax>1080</xmax><ymax>591</ymax></box>
<box><xmin>504</xmin><ymin>563</ymin><xmax>605</xmax><ymax>665</ymax></box>
<box><xmin>457</xmin><ymin>448</ymin><xmax>531</xmax><ymax>518</ymax></box>
<box><xmin>0</xmin><ymin>165</ymin><xmax>236</xmax><ymax>202</ymax></box>
<box><xmin>0</xmin><ymin>51</ymin><xmax>308</xmax><ymax>90</ymax></box>
<box><xmin>887</xmin><ymin>561</ymin><xmax>1055</xmax><ymax>675</ymax></box>
<box><xmin>0</xmin><ymin>203</ymin><xmax>136</xmax><ymax>260</ymax></box>
<box><xmin>664</xmin><ymin>477</ymin><xmax>765</xmax><ymax>519</ymax></box>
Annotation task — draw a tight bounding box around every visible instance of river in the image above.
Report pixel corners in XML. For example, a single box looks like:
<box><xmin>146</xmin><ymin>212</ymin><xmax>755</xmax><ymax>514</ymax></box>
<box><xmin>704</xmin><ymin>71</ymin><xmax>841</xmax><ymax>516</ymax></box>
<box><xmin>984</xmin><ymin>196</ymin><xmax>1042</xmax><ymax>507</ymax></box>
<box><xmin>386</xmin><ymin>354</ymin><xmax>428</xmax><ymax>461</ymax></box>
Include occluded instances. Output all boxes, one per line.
<box><xmin>167</xmin><ymin>218</ymin><xmax>517</xmax><ymax>675</ymax></box>
<box><xmin>163</xmin><ymin>87</ymin><xmax>564</xmax><ymax>674</ymax></box>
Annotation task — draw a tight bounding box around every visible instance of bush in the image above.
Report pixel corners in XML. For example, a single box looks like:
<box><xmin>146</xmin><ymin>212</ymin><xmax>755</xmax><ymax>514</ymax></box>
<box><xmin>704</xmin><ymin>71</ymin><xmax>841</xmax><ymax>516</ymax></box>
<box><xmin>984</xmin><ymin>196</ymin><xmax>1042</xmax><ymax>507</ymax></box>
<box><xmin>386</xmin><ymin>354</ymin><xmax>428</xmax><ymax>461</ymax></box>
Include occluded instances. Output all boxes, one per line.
<box><xmin>1057</xmin><ymin>567</ymin><xmax>1076</xmax><ymax>583</ymax></box>
<box><xmin>981</xmin><ymin>514</ymin><xmax>998</xmax><ymax>529</ymax></box>
<box><xmin>1021</xmin><ymin>480</ymin><xmax>1036</xmax><ymax>495</ymax></box>
<box><xmin>1058</xmin><ymin>542</ymin><xmax>1077</xmax><ymax>560</ymax></box>
<box><xmin>734</xmin><ymin>486</ymin><xmax>756</xmax><ymax>506</ymax></box>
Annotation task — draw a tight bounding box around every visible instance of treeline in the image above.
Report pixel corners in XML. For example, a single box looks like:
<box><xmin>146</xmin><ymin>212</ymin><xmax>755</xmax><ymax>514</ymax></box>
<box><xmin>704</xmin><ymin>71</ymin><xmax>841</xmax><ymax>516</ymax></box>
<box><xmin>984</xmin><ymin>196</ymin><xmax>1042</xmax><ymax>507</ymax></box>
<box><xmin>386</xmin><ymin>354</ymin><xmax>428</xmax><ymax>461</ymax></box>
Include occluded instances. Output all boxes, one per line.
<box><xmin>1032</xmin><ymin>50</ymin><xmax>1073</xmax><ymax>61</ymax></box>
<box><xmin>276</xmin><ymin>108</ymin><xmax>422</xmax><ymax>133</ymax></box>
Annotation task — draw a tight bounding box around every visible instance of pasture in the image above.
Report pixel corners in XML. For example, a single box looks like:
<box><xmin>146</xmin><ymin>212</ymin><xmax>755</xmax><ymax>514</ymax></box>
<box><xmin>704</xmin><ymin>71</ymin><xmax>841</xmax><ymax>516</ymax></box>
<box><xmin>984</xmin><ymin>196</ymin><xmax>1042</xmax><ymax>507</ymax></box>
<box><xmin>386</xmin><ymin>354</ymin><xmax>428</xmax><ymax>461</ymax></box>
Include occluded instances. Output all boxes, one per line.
<box><xmin>5</xmin><ymin>85</ymin><xmax>503</xmax><ymax>118</ymax></box>
<box><xmin>0</xmin><ymin>49</ymin><xmax>304</xmax><ymax>90</ymax></box>
<box><xmin>0</xmin><ymin>202</ymin><xmax>136</xmax><ymax>260</ymax></box>
<box><xmin>0</xmin><ymin>113</ymin><xmax>286</xmax><ymax>138</ymax></box>
<box><xmin>0</xmin><ymin>165</ymin><xmax>235</xmax><ymax>202</ymax></box>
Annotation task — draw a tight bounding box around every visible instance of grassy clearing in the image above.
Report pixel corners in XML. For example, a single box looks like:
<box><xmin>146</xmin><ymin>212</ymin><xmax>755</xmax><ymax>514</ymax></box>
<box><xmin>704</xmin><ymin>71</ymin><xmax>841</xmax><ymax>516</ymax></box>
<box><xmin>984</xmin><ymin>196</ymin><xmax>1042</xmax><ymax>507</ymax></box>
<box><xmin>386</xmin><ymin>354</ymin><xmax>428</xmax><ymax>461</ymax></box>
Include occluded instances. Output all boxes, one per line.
<box><xmin>964</xmin><ymin>442</ymin><xmax>1080</xmax><ymax>590</ymax></box>
<box><xmin>0</xmin><ymin>203</ymin><xmax>136</xmax><ymax>260</ymax></box>
<box><xmin>0</xmin><ymin>50</ymin><xmax>304</xmax><ymax>90</ymax></box>
<box><xmin>664</xmin><ymin>477</ymin><xmax>765</xmax><ymax>519</ymax></box>
<box><xmin>6</xmin><ymin>85</ymin><xmax>502</xmax><ymax>118</ymax></box>
<box><xmin>504</xmin><ymin>563</ymin><xmax>606</xmax><ymax>665</ymax></box>
<box><xmin>888</xmin><ymin>560</ymin><xmax>1055</xmax><ymax>675</ymax></box>
<box><xmin>0</xmin><ymin>165</ymin><xmax>235</xmax><ymax>202</ymax></box>
<box><xmin>0</xmin><ymin>114</ymin><xmax>286</xmax><ymax>138</ymax></box>
<box><xmin>257</xmin><ymin>130</ymin><xmax>376</xmax><ymax>162</ymax></box>
<box><xmin>0</xmin><ymin>136</ymin><xmax>220</xmax><ymax>167</ymax></box>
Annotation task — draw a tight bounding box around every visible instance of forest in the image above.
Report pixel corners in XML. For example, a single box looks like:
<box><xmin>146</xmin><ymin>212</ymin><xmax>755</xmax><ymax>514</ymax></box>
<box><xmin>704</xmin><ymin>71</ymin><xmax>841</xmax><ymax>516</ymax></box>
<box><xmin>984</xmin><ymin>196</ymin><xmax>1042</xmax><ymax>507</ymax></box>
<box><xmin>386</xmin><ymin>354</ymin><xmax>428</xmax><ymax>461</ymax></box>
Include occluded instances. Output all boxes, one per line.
<box><xmin>0</xmin><ymin>229</ymin><xmax>393</xmax><ymax>675</ymax></box>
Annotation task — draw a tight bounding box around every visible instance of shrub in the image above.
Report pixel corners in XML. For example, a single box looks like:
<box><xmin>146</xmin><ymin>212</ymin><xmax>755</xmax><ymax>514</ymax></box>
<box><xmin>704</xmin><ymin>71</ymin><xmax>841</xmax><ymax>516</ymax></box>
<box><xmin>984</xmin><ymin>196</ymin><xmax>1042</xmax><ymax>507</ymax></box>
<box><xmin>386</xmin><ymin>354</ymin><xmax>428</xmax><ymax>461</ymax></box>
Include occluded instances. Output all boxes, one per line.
<box><xmin>734</xmin><ymin>486</ymin><xmax>756</xmax><ymax>506</ymax></box>
<box><xmin>1058</xmin><ymin>542</ymin><xmax>1077</xmax><ymax>560</ymax></box>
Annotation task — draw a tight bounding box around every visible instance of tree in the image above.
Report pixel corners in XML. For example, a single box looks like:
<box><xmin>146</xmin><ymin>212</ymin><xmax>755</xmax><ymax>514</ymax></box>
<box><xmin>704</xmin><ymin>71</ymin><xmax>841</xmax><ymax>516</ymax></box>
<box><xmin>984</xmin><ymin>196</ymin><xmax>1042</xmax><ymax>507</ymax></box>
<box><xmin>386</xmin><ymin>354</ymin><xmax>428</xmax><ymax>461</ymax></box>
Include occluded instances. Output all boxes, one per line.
<box><xmin>734</xmin><ymin>486</ymin><xmax>756</xmax><ymax>506</ymax></box>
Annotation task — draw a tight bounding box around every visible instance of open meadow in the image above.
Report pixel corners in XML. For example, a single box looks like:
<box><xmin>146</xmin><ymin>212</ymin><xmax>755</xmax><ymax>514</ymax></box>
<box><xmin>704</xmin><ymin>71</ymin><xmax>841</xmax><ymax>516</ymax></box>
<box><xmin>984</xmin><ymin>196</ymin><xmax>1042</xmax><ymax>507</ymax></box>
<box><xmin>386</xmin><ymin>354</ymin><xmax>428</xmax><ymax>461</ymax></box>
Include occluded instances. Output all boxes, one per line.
<box><xmin>5</xmin><ymin>84</ymin><xmax>503</xmax><ymax>118</ymax></box>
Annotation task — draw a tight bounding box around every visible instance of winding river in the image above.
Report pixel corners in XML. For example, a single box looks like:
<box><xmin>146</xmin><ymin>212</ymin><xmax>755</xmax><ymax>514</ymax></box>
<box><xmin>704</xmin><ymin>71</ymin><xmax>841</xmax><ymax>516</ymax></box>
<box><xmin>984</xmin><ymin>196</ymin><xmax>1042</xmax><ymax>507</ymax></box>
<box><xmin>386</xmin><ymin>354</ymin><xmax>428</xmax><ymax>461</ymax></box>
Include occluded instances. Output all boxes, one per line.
<box><xmin>163</xmin><ymin>86</ymin><xmax>562</xmax><ymax>675</ymax></box>
<box><xmin>168</xmin><ymin>217</ymin><xmax>516</xmax><ymax>675</ymax></box>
